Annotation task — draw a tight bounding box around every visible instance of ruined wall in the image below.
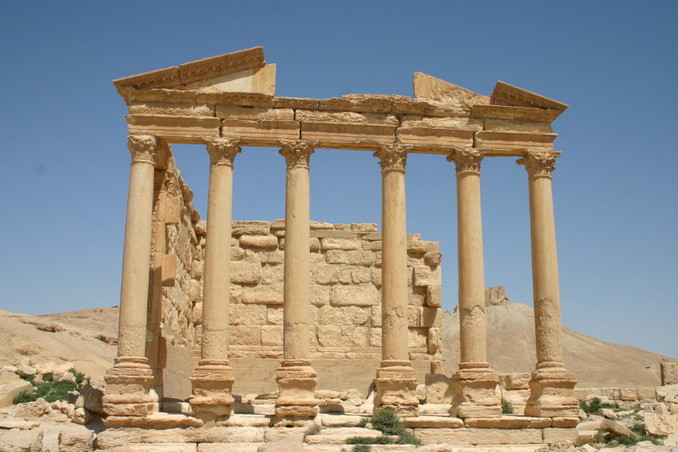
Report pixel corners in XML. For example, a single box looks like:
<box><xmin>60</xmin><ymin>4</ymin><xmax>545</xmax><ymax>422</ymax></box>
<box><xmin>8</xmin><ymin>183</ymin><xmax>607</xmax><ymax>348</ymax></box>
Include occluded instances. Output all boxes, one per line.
<box><xmin>147</xmin><ymin>153</ymin><xmax>205</xmax><ymax>400</ymax></box>
<box><xmin>147</xmin><ymin>168</ymin><xmax>444</xmax><ymax>398</ymax></box>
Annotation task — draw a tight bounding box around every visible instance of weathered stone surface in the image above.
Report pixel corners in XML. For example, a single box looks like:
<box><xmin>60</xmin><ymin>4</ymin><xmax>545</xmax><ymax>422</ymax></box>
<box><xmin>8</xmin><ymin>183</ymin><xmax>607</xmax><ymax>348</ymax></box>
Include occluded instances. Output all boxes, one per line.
<box><xmin>58</xmin><ymin>427</ymin><xmax>95</xmax><ymax>452</ymax></box>
<box><xmin>240</xmin><ymin>235</ymin><xmax>279</xmax><ymax>249</ymax></box>
<box><xmin>231</xmin><ymin>262</ymin><xmax>262</xmax><ymax>284</ymax></box>
<box><xmin>0</xmin><ymin>379</ymin><xmax>33</xmax><ymax>408</ymax></box>
<box><xmin>330</xmin><ymin>285</ymin><xmax>378</xmax><ymax>306</ymax></box>
<box><xmin>662</xmin><ymin>362</ymin><xmax>678</xmax><ymax>386</ymax></box>
<box><xmin>643</xmin><ymin>412</ymin><xmax>678</xmax><ymax>436</ymax></box>
<box><xmin>0</xmin><ymin>429</ymin><xmax>43</xmax><ymax>452</ymax></box>
<box><xmin>415</xmin><ymin>427</ymin><xmax>542</xmax><ymax>445</ymax></box>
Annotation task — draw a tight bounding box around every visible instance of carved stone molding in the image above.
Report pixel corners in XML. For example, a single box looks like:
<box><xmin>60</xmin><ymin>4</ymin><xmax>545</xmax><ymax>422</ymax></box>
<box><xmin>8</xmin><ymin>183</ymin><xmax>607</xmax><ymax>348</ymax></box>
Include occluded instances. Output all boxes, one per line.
<box><xmin>447</xmin><ymin>148</ymin><xmax>485</xmax><ymax>174</ymax></box>
<box><xmin>374</xmin><ymin>144</ymin><xmax>410</xmax><ymax>173</ymax></box>
<box><xmin>517</xmin><ymin>151</ymin><xmax>561</xmax><ymax>180</ymax></box>
<box><xmin>127</xmin><ymin>135</ymin><xmax>158</xmax><ymax>165</ymax></box>
<box><xmin>279</xmin><ymin>140</ymin><xmax>316</xmax><ymax>169</ymax></box>
<box><xmin>205</xmin><ymin>137</ymin><xmax>241</xmax><ymax>167</ymax></box>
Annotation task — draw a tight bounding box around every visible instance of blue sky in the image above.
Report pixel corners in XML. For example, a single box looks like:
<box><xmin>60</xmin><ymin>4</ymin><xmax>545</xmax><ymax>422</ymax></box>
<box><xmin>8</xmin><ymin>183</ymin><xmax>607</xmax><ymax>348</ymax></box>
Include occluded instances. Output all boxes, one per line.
<box><xmin>1</xmin><ymin>1</ymin><xmax>676</xmax><ymax>358</ymax></box>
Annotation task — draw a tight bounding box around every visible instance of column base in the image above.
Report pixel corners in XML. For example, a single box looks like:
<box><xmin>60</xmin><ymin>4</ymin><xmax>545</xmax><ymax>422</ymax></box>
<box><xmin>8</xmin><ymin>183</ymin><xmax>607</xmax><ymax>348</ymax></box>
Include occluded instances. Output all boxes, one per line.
<box><xmin>524</xmin><ymin>361</ymin><xmax>578</xmax><ymax>418</ymax></box>
<box><xmin>103</xmin><ymin>356</ymin><xmax>158</xmax><ymax>423</ymax></box>
<box><xmin>374</xmin><ymin>360</ymin><xmax>419</xmax><ymax>417</ymax></box>
<box><xmin>274</xmin><ymin>359</ymin><xmax>319</xmax><ymax>426</ymax></box>
<box><xmin>189</xmin><ymin>359</ymin><xmax>235</xmax><ymax>426</ymax></box>
<box><xmin>450</xmin><ymin>362</ymin><xmax>501</xmax><ymax>419</ymax></box>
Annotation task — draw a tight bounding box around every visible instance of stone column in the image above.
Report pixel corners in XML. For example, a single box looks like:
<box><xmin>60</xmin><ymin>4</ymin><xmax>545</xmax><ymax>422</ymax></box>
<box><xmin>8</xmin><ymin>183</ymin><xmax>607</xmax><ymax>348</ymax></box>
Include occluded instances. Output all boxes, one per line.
<box><xmin>373</xmin><ymin>143</ymin><xmax>419</xmax><ymax>416</ymax></box>
<box><xmin>518</xmin><ymin>151</ymin><xmax>578</xmax><ymax>418</ymax></box>
<box><xmin>103</xmin><ymin>135</ymin><xmax>159</xmax><ymax>420</ymax></box>
<box><xmin>275</xmin><ymin>140</ymin><xmax>319</xmax><ymax>425</ymax></box>
<box><xmin>447</xmin><ymin>148</ymin><xmax>501</xmax><ymax>418</ymax></box>
<box><xmin>190</xmin><ymin>137</ymin><xmax>241</xmax><ymax>425</ymax></box>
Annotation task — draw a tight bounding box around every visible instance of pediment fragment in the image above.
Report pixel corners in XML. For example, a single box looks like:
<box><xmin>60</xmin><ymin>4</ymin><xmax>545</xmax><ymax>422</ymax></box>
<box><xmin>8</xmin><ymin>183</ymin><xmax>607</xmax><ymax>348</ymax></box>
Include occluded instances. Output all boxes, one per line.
<box><xmin>491</xmin><ymin>81</ymin><xmax>568</xmax><ymax>112</ymax></box>
<box><xmin>113</xmin><ymin>47</ymin><xmax>275</xmax><ymax>95</ymax></box>
<box><xmin>413</xmin><ymin>73</ymin><xmax>489</xmax><ymax>108</ymax></box>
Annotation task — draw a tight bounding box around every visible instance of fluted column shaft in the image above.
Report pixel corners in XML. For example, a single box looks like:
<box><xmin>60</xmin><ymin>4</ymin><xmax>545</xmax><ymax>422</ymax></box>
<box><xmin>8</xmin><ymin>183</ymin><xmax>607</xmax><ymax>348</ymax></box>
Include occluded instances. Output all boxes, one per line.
<box><xmin>449</xmin><ymin>149</ymin><xmax>488</xmax><ymax>365</ymax></box>
<box><xmin>117</xmin><ymin>135</ymin><xmax>158</xmax><ymax>358</ymax></box>
<box><xmin>380</xmin><ymin>147</ymin><xmax>410</xmax><ymax>362</ymax></box>
<box><xmin>373</xmin><ymin>144</ymin><xmax>418</xmax><ymax>416</ymax></box>
<box><xmin>103</xmin><ymin>135</ymin><xmax>158</xmax><ymax>421</ymax></box>
<box><xmin>280</xmin><ymin>140</ymin><xmax>314</xmax><ymax>360</ymax></box>
<box><xmin>190</xmin><ymin>137</ymin><xmax>241</xmax><ymax>426</ymax></box>
<box><xmin>201</xmin><ymin>138</ymin><xmax>241</xmax><ymax>360</ymax></box>
<box><xmin>447</xmin><ymin>149</ymin><xmax>500</xmax><ymax>419</ymax></box>
<box><xmin>274</xmin><ymin>140</ymin><xmax>318</xmax><ymax>425</ymax></box>
<box><xmin>519</xmin><ymin>151</ymin><xmax>578</xmax><ymax>418</ymax></box>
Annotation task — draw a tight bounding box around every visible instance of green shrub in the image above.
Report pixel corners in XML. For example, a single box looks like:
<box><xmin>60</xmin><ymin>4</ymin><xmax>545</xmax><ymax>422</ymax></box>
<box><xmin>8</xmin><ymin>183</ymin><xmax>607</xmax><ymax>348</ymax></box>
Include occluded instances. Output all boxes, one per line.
<box><xmin>370</xmin><ymin>409</ymin><xmax>405</xmax><ymax>436</ymax></box>
<box><xmin>398</xmin><ymin>431</ymin><xmax>422</xmax><ymax>446</ymax></box>
<box><xmin>347</xmin><ymin>436</ymin><xmax>393</xmax><ymax>445</ymax></box>
<box><xmin>580</xmin><ymin>397</ymin><xmax>619</xmax><ymax>415</ymax></box>
<box><xmin>13</xmin><ymin>369</ymin><xmax>89</xmax><ymax>404</ymax></box>
<box><xmin>352</xmin><ymin>446</ymin><xmax>371</xmax><ymax>452</ymax></box>
<box><xmin>502</xmin><ymin>401</ymin><xmax>514</xmax><ymax>414</ymax></box>
<box><xmin>12</xmin><ymin>390</ymin><xmax>35</xmax><ymax>404</ymax></box>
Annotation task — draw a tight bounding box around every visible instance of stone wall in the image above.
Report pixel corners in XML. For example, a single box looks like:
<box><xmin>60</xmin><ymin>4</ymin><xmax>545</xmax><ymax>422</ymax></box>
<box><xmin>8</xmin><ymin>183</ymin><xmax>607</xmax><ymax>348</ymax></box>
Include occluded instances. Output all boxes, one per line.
<box><xmin>146</xmin><ymin>166</ymin><xmax>443</xmax><ymax>398</ymax></box>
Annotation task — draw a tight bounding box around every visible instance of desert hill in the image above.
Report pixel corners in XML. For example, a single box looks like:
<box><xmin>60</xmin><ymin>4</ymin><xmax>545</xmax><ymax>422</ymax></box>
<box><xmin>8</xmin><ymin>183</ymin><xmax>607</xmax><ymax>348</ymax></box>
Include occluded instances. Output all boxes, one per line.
<box><xmin>0</xmin><ymin>303</ymin><xmax>674</xmax><ymax>388</ymax></box>
<box><xmin>442</xmin><ymin>302</ymin><xmax>674</xmax><ymax>387</ymax></box>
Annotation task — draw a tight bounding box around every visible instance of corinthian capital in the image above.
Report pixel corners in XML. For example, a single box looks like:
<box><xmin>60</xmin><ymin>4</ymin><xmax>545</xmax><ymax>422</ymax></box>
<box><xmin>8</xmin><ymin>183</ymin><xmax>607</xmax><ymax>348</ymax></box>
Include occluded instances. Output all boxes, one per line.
<box><xmin>374</xmin><ymin>144</ymin><xmax>410</xmax><ymax>173</ymax></box>
<box><xmin>447</xmin><ymin>148</ymin><xmax>485</xmax><ymax>174</ymax></box>
<box><xmin>205</xmin><ymin>137</ymin><xmax>241</xmax><ymax>167</ymax></box>
<box><xmin>517</xmin><ymin>151</ymin><xmax>562</xmax><ymax>179</ymax></box>
<box><xmin>279</xmin><ymin>140</ymin><xmax>316</xmax><ymax>169</ymax></box>
<box><xmin>127</xmin><ymin>135</ymin><xmax>158</xmax><ymax>164</ymax></box>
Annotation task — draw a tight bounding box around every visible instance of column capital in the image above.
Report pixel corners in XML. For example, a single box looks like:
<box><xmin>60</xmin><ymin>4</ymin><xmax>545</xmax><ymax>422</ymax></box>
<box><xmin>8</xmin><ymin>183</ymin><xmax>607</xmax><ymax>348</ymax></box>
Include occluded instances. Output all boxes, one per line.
<box><xmin>279</xmin><ymin>140</ymin><xmax>316</xmax><ymax>169</ymax></box>
<box><xmin>447</xmin><ymin>148</ymin><xmax>486</xmax><ymax>175</ymax></box>
<box><xmin>205</xmin><ymin>137</ymin><xmax>241</xmax><ymax>167</ymax></box>
<box><xmin>517</xmin><ymin>151</ymin><xmax>562</xmax><ymax>180</ymax></box>
<box><xmin>127</xmin><ymin>135</ymin><xmax>158</xmax><ymax>165</ymax></box>
<box><xmin>374</xmin><ymin>143</ymin><xmax>410</xmax><ymax>173</ymax></box>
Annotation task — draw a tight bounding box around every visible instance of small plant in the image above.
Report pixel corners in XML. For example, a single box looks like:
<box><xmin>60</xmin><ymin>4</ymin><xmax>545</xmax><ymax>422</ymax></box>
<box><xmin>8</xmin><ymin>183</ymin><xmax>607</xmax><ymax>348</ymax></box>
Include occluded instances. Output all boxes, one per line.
<box><xmin>357</xmin><ymin>417</ymin><xmax>369</xmax><ymax>428</ymax></box>
<box><xmin>580</xmin><ymin>397</ymin><xmax>619</xmax><ymax>415</ymax></box>
<box><xmin>345</xmin><ymin>409</ymin><xmax>421</xmax><ymax>447</ymax></box>
<box><xmin>370</xmin><ymin>408</ymin><xmax>405</xmax><ymax>436</ymax></box>
<box><xmin>13</xmin><ymin>369</ymin><xmax>89</xmax><ymax>404</ymax></box>
<box><xmin>347</xmin><ymin>436</ymin><xmax>393</xmax><ymax>445</ymax></box>
<box><xmin>501</xmin><ymin>401</ymin><xmax>514</xmax><ymax>414</ymax></box>
<box><xmin>353</xmin><ymin>446</ymin><xmax>371</xmax><ymax>452</ymax></box>
<box><xmin>398</xmin><ymin>430</ymin><xmax>422</xmax><ymax>446</ymax></box>
<box><xmin>307</xmin><ymin>424</ymin><xmax>322</xmax><ymax>435</ymax></box>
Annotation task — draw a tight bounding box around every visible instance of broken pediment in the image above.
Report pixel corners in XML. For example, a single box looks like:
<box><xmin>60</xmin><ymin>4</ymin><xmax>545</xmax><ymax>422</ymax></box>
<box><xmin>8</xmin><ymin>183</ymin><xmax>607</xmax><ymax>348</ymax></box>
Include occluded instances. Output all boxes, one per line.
<box><xmin>413</xmin><ymin>72</ymin><xmax>490</xmax><ymax>108</ymax></box>
<box><xmin>113</xmin><ymin>46</ymin><xmax>276</xmax><ymax>95</ymax></box>
<box><xmin>491</xmin><ymin>81</ymin><xmax>568</xmax><ymax>112</ymax></box>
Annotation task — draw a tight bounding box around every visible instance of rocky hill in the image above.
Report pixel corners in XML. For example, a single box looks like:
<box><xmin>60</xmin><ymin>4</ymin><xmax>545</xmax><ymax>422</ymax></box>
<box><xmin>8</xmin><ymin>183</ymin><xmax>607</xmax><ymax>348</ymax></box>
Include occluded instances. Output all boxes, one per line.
<box><xmin>442</xmin><ymin>302</ymin><xmax>674</xmax><ymax>387</ymax></box>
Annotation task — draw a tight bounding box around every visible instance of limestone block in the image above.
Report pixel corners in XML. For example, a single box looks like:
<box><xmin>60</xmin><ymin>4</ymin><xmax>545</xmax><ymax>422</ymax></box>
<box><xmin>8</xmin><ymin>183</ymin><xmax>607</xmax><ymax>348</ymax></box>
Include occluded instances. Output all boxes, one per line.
<box><xmin>222</xmin><ymin>119</ymin><xmax>300</xmax><ymax>146</ymax></box>
<box><xmin>374</xmin><ymin>251</ymin><xmax>382</xmax><ymax>267</ymax></box>
<box><xmin>350</xmin><ymin>267</ymin><xmax>371</xmax><ymax>284</ymax></box>
<box><xmin>0</xmin><ymin>429</ymin><xmax>43</xmax><ymax>452</ymax></box>
<box><xmin>543</xmin><ymin>428</ymin><xmax>579</xmax><ymax>444</ymax></box>
<box><xmin>261</xmin><ymin>266</ymin><xmax>284</xmax><ymax>284</ymax></box>
<box><xmin>160</xmin><ymin>254</ymin><xmax>177</xmax><ymax>286</ymax></box>
<box><xmin>0</xmin><ymin>379</ymin><xmax>33</xmax><ymax>408</ymax></box>
<box><xmin>309</xmin><ymin>238</ymin><xmax>321</xmax><ymax>252</ymax></box>
<box><xmin>188</xmin><ymin>279</ymin><xmax>200</xmax><ymax>302</ymax></box>
<box><xmin>408</xmin><ymin>239</ymin><xmax>438</xmax><ymax>254</ymax></box>
<box><xmin>230</xmin><ymin>304</ymin><xmax>267</xmax><ymax>325</ymax></box>
<box><xmin>243</xmin><ymin>285</ymin><xmax>282</xmax><ymax>305</ymax></box>
<box><xmin>474</xmin><ymin>130</ymin><xmax>556</xmax><ymax>151</ymax></box>
<box><xmin>413</xmin><ymin>266</ymin><xmax>441</xmax><ymax>287</ymax></box>
<box><xmin>409</xmin><ymin>328</ymin><xmax>428</xmax><ymax>349</ymax></box>
<box><xmin>128</xmin><ymin>115</ymin><xmax>220</xmax><ymax>142</ymax></box>
<box><xmin>318</xmin><ymin>306</ymin><xmax>370</xmax><ymax>326</ymax></box>
<box><xmin>407</xmin><ymin>306</ymin><xmax>420</xmax><ymax>326</ymax></box>
<box><xmin>239</xmin><ymin>234</ymin><xmax>279</xmax><ymax>249</ymax></box>
<box><xmin>644</xmin><ymin>413</ymin><xmax>678</xmax><ymax>436</ymax></box>
<box><xmin>637</xmin><ymin>387</ymin><xmax>657</xmax><ymax>401</ymax></box>
<box><xmin>267</xmin><ymin>307</ymin><xmax>283</xmax><ymax>325</ymax></box>
<box><xmin>216</xmin><ymin>105</ymin><xmax>294</xmax><ymax>121</ymax></box>
<box><xmin>230</xmin><ymin>247</ymin><xmax>245</xmax><ymax>261</ymax></box>
<box><xmin>231</xmin><ymin>221</ymin><xmax>270</xmax><ymax>237</ymax></box>
<box><xmin>414</xmin><ymin>427</ymin><xmax>542</xmax><ymax>445</ymax></box>
<box><xmin>500</xmin><ymin>373</ymin><xmax>531</xmax><ymax>390</ymax></box>
<box><xmin>230</xmin><ymin>325</ymin><xmax>261</xmax><ymax>346</ymax></box>
<box><xmin>427</xmin><ymin>328</ymin><xmax>441</xmax><ymax>354</ymax></box>
<box><xmin>317</xmin><ymin>326</ymin><xmax>342</xmax><ymax>347</ymax></box>
<box><xmin>331</xmin><ymin>285</ymin><xmax>379</xmax><ymax>306</ymax></box>
<box><xmin>361</xmin><ymin>239</ymin><xmax>382</xmax><ymax>250</ymax></box>
<box><xmin>371</xmin><ymin>268</ymin><xmax>382</xmax><ymax>287</ymax></box>
<box><xmin>314</xmin><ymin>265</ymin><xmax>339</xmax><ymax>285</ymax></box>
<box><xmin>261</xmin><ymin>326</ymin><xmax>283</xmax><ymax>346</ymax></box>
<box><xmin>231</xmin><ymin>262</ymin><xmax>261</xmax><ymax>284</ymax></box>
<box><xmin>421</xmin><ymin>307</ymin><xmax>440</xmax><ymax>327</ymax></box>
<box><xmin>619</xmin><ymin>388</ymin><xmax>638</xmax><ymax>401</ymax></box>
<box><xmin>369</xmin><ymin>328</ymin><xmax>382</xmax><ymax>347</ymax></box>
<box><xmin>325</xmin><ymin>250</ymin><xmax>349</xmax><ymax>264</ymax></box>
<box><xmin>351</xmin><ymin>223</ymin><xmax>378</xmax><ymax>232</ymax></box>
<box><xmin>426</xmin><ymin>373</ymin><xmax>453</xmax><ymax>404</ymax></box>
<box><xmin>662</xmin><ymin>362</ymin><xmax>678</xmax><ymax>386</ymax></box>
<box><xmin>424</xmin><ymin>251</ymin><xmax>442</xmax><ymax>268</ymax></box>
<box><xmin>320</xmin><ymin>238</ymin><xmax>360</xmax><ymax>251</ymax></box>
<box><xmin>310</xmin><ymin>286</ymin><xmax>331</xmax><ymax>306</ymax></box>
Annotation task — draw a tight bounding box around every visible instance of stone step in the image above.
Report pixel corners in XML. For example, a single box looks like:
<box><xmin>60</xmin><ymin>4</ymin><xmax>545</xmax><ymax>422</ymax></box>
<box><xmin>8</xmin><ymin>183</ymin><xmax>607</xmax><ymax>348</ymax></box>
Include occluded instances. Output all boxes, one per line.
<box><xmin>305</xmin><ymin>426</ymin><xmax>383</xmax><ymax>445</ymax></box>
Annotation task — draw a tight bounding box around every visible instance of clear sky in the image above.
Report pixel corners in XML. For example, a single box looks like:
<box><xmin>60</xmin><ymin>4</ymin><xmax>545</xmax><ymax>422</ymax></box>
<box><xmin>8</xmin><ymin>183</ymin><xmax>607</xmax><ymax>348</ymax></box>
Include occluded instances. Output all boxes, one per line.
<box><xmin>1</xmin><ymin>1</ymin><xmax>676</xmax><ymax>358</ymax></box>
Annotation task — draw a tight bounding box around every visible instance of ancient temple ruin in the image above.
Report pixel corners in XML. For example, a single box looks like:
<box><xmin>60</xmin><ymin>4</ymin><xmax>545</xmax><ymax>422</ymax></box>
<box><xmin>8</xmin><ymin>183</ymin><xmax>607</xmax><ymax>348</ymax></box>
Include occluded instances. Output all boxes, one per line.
<box><xmin>102</xmin><ymin>47</ymin><xmax>579</xmax><ymax>446</ymax></box>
